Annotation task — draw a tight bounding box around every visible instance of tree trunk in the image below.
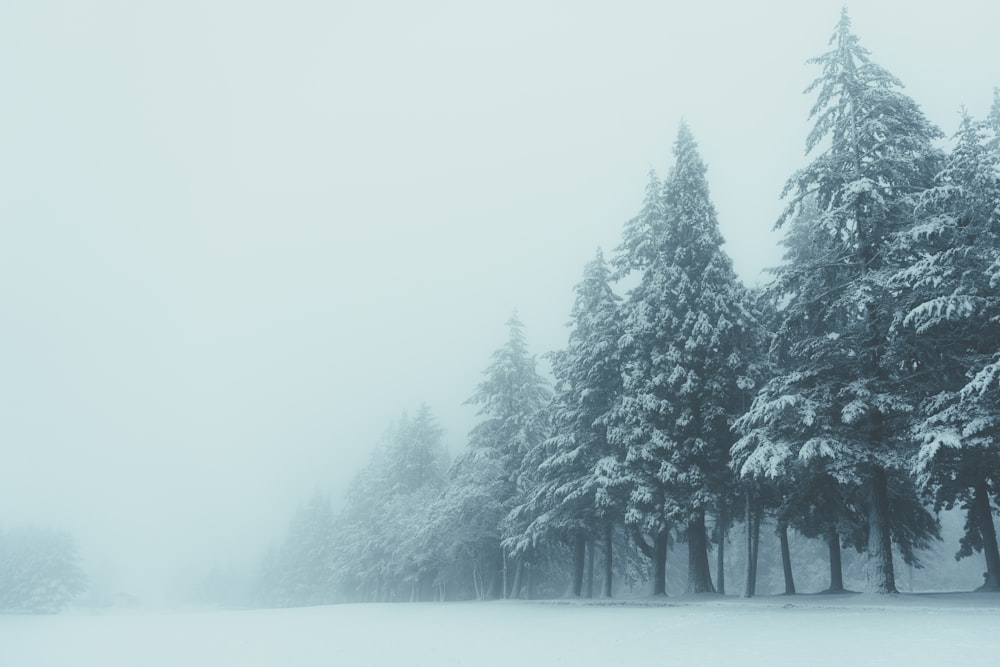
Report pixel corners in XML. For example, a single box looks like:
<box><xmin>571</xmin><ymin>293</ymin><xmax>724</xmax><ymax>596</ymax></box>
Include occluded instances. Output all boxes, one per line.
<box><xmin>631</xmin><ymin>526</ymin><xmax>667</xmax><ymax>596</ymax></box>
<box><xmin>510</xmin><ymin>557</ymin><xmax>524</xmax><ymax>599</ymax></box>
<box><xmin>571</xmin><ymin>532</ymin><xmax>586</xmax><ymax>597</ymax></box>
<box><xmin>652</xmin><ymin>529</ymin><xmax>669</xmax><ymax>596</ymax></box>
<box><xmin>743</xmin><ymin>491</ymin><xmax>760</xmax><ymax>597</ymax></box>
<box><xmin>488</xmin><ymin>551</ymin><xmax>505</xmax><ymax>599</ymax></box>
<box><xmin>688</xmin><ymin>509</ymin><xmax>716</xmax><ymax>594</ymax></box>
<box><xmin>828</xmin><ymin>530</ymin><xmax>845</xmax><ymax>593</ymax></box>
<box><xmin>867</xmin><ymin>466</ymin><xmax>898</xmax><ymax>593</ymax></box>
<box><xmin>602</xmin><ymin>522</ymin><xmax>613</xmax><ymax>598</ymax></box>
<box><xmin>716</xmin><ymin>502</ymin><xmax>727</xmax><ymax>595</ymax></box>
<box><xmin>973</xmin><ymin>477</ymin><xmax>1000</xmax><ymax>591</ymax></box>
<box><xmin>778</xmin><ymin>520</ymin><xmax>795</xmax><ymax>595</ymax></box>
<box><xmin>472</xmin><ymin>559</ymin><xmax>484</xmax><ymax>600</ymax></box>
<box><xmin>502</xmin><ymin>550</ymin><xmax>509</xmax><ymax>599</ymax></box>
<box><xmin>585</xmin><ymin>536</ymin><xmax>596</xmax><ymax>598</ymax></box>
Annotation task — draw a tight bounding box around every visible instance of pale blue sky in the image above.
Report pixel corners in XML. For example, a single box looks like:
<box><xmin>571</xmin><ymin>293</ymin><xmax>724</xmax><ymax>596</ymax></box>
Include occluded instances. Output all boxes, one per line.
<box><xmin>2</xmin><ymin>0</ymin><xmax>998</xmax><ymax>597</ymax></box>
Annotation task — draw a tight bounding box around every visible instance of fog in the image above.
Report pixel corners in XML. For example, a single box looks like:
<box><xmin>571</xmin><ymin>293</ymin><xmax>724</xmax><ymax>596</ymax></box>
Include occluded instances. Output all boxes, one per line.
<box><xmin>2</xmin><ymin>0</ymin><xmax>998</xmax><ymax>602</ymax></box>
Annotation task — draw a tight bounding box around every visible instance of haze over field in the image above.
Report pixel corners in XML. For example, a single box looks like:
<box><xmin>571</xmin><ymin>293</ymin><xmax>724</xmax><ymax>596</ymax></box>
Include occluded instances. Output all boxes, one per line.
<box><xmin>2</xmin><ymin>0</ymin><xmax>1000</xmax><ymax>602</ymax></box>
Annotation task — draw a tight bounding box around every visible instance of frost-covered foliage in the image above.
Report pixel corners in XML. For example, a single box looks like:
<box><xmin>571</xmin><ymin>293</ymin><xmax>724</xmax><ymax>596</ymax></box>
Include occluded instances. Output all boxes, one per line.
<box><xmin>609</xmin><ymin>123</ymin><xmax>759</xmax><ymax>593</ymax></box>
<box><xmin>0</xmin><ymin>525</ymin><xmax>85</xmax><ymax>613</ymax></box>
<box><xmin>429</xmin><ymin>315</ymin><xmax>551</xmax><ymax>599</ymax></box>
<box><xmin>735</xmin><ymin>9</ymin><xmax>942</xmax><ymax>594</ymax></box>
<box><xmin>987</xmin><ymin>87</ymin><xmax>1000</xmax><ymax>152</ymax></box>
<box><xmin>333</xmin><ymin>408</ymin><xmax>449</xmax><ymax>602</ymax></box>
<box><xmin>257</xmin><ymin>491</ymin><xmax>338</xmax><ymax>607</ymax></box>
<box><xmin>257</xmin><ymin>408</ymin><xmax>449</xmax><ymax>605</ymax></box>
<box><xmin>465</xmin><ymin>314</ymin><xmax>552</xmax><ymax>482</ymax></box>
<box><xmin>732</xmin><ymin>201</ymin><xmax>868</xmax><ymax>592</ymax></box>
<box><xmin>504</xmin><ymin>251</ymin><xmax>624</xmax><ymax>596</ymax></box>
<box><xmin>894</xmin><ymin>110</ymin><xmax>1000</xmax><ymax>590</ymax></box>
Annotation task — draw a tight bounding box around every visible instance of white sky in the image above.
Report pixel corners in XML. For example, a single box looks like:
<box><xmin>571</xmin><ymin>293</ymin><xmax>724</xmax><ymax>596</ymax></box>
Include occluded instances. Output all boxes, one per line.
<box><xmin>2</xmin><ymin>0</ymin><xmax>998</xmax><ymax>597</ymax></box>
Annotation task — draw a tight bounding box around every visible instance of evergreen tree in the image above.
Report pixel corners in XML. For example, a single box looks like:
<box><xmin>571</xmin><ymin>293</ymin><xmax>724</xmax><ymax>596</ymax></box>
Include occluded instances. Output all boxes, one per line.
<box><xmin>987</xmin><ymin>87</ymin><xmax>1000</xmax><ymax>151</ymax></box>
<box><xmin>391</xmin><ymin>403</ymin><xmax>448</xmax><ymax>494</ymax></box>
<box><xmin>333</xmin><ymin>409</ymin><xmax>450</xmax><ymax>602</ymax></box>
<box><xmin>897</xmin><ymin>112</ymin><xmax>1000</xmax><ymax>590</ymax></box>
<box><xmin>465</xmin><ymin>313</ymin><xmax>552</xmax><ymax>485</ymax></box>
<box><xmin>610</xmin><ymin>123</ymin><xmax>757</xmax><ymax>594</ymax></box>
<box><xmin>443</xmin><ymin>314</ymin><xmax>551</xmax><ymax>598</ymax></box>
<box><xmin>743</xmin><ymin>9</ymin><xmax>942</xmax><ymax>593</ymax></box>
<box><xmin>733</xmin><ymin>198</ymin><xmax>868</xmax><ymax>594</ymax></box>
<box><xmin>505</xmin><ymin>250</ymin><xmax>624</xmax><ymax>597</ymax></box>
<box><xmin>281</xmin><ymin>491</ymin><xmax>338</xmax><ymax>606</ymax></box>
<box><xmin>423</xmin><ymin>451</ymin><xmax>509</xmax><ymax>600</ymax></box>
<box><xmin>0</xmin><ymin>525</ymin><xmax>86</xmax><ymax>613</ymax></box>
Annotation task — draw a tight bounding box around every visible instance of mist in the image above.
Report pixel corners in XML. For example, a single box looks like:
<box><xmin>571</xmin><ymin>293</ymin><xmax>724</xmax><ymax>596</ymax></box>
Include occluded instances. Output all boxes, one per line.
<box><xmin>2</xmin><ymin>0</ymin><xmax>999</xmax><ymax>610</ymax></box>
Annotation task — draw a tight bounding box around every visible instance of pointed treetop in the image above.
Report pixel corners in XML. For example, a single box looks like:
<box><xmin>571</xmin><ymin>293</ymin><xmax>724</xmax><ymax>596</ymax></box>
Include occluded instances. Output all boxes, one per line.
<box><xmin>780</xmin><ymin>8</ymin><xmax>942</xmax><ymax>229</ymax></box>
<box><xmin>614</xmin><ymin>169</ymin><xmax>663</xmax><ymax>276</ymax></box>
<box><xmin>988</xmin><ymin>87</ymin><xmax>1000</xmax><ymax>149</ymax></box>
<box><xmin>825</xmin><ymin>6</ymin><xmax>863</xmax><ymax>57</ymax></box>
<box><xmin>836</xmin><ymin>5</ymin><xmax>851</xmax><ymax>35</ymax></box>
<box><xmin>571</xmin><ymin>247</ymin><xmax>619</xmax><ymax>326</ymax></box>
<box><xmin>465</xmin><ymin>312</ymin><xmax>549</xmax><ymax>423</ymax></box>
<box><xmin>669</xmin><ymin>120</ymin><xmax>710</xmax><ymax>186</ymax></box>
<box><xmin>662</xmin><ymin>122</ymin><xmax>726</xmax><ymax>256</ymax></box>
<box><xmin>505</xmin><ymin>310</ymin><xmax>528</xmax><ymax>350</ymax></box>
<box><xmin>584</xmin><ymin>247</ymin><xmax>609</xmax><ymax>280</ymax></box>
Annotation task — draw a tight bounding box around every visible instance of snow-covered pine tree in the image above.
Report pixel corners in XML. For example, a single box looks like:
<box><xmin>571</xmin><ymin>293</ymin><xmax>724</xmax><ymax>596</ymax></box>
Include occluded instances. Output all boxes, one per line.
<box><xmin>754</xmin><ymin>8</ymin><xmax>943</xmax><ymax>593</ymax></box>
<box><xmin>422</xmin><ymin>451</ymin><xmax>508</xmax><ymax>600</ymax></box>
<box><xmin>607</xmin><ymin>170</ymin><xmax>673</xmax><ymax>596</ymax></box>
<box><xmin>896</xmin><ymin>111</ymin><xmax>1000</xmax><ymax>590</ymax></box>
<box><xmin>280</xmin><ymin>490</ymin><xmax>338</xmax><ymax>606</ymax></box>
<box><xmin>324</xmin><ymin>408</ymin><xmax>449</xmax><ymax>603</ymax></box>
<box><xmin>384</xmin><ymin>407</ymin><xmax>449</xmax><ymax>600</ymax></box>
<box><xmin>446</xmin><ymin>314</ymin><xmax>550</xmax><ymax>598</ymax></box>
<box><xmin>987</xmin><ymin>87</ymin><xmax>1000</xmax><ymax>152</ymax></box>
<box><xmin>0</xmin><ymin>525</ymin><xmax>85</xmax><ymax>613</ymax></box>
<box><xmin>391</xmin><ymin>403</ymin><xmax>448</xmax><ymax>495</ymax></box>
<box><xmin>610</xmin><ymin>123</ymin><xmax>757</xmax><ymax>595</ymax></box>
<box><xmin>465</xmin><ymin>314</ymin><xmax>551</xmax><ymax>488</ymax></box>
<box><xmin>733</xmin><ymin>197</ymin><xmax>869</xmax><ymax>594</ymax></box>
<box><xmin>505</xmin><ymin>250</ymin><xmax>623</xmax><ymax>598</ymax></box>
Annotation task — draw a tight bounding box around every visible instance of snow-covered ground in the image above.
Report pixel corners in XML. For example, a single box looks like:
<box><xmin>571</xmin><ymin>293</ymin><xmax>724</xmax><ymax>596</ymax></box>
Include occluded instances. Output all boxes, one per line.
<box><xmin>4</xmin><ymin>594</ymin><xmax>999</xmax><ymax>666</ymax></box>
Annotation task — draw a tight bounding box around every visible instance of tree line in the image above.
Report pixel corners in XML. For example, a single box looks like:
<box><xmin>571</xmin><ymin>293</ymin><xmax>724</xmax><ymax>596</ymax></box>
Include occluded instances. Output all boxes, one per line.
<box><xmin>257</xmin><ymin>9</ymin><xmax>1000</xmax><ymax>605</ymax></box>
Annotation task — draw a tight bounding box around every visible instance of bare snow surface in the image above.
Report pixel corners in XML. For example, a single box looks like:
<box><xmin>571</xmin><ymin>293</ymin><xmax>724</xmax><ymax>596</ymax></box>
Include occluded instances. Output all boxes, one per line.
<box><xmin>4</xmin><ymin>594</ymin><xmax>1000</xmax><ymax>666</ymax></box>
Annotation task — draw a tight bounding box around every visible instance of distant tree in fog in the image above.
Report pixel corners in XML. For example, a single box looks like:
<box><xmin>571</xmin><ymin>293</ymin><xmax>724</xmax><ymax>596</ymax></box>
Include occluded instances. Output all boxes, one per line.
<box><xmin>0</xmin><ymin>525</ymin><xmax>85</xmax><ymax>613</ymax></box>
<box><xmin>333</xmin><ymin>408</ymin><xmax>449</xmax><ymax>602</ymax></box>
<box><xmin>428</xmin><ymin>314</ymin><xmax>550</xmax><ymax>599</ymax></box>
<box><xmin>256</xmin><ymin>490</ymin><xmax>337</xmax><ymax>607</ymax></box>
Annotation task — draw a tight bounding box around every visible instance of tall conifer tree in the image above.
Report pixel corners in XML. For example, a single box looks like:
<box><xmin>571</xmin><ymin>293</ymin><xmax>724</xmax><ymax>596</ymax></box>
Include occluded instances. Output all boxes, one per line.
<box><xmin>506</xmin><ymin>250</ymin><xmax>624</xmax><ymax>597</ymax></box>
<box><xmin>450</xmin><ymin>314</ymin><xmax>550</xmax><ymax>598</ymax></box>
<box><xmin>611</xmin><ymin>123</ymin><xmax>756</xmax><ymax>594</ymax></box>
<box><xmin>897</xmin><ymin>112</ymin><xmax>1000</xmax><ymax>590</ymax></box>
<box><xmin>738</xmin><ymin>9</ymin><xmax>942</xmax><ymax>593</ymax></box>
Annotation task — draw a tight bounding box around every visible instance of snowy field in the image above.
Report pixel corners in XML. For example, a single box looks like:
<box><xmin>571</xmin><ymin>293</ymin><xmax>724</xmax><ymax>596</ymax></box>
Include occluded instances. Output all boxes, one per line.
<box><xmin>4</xmin><ymin>594</ymin><xmax>1000</xmax><ymax>667</ymax></box>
